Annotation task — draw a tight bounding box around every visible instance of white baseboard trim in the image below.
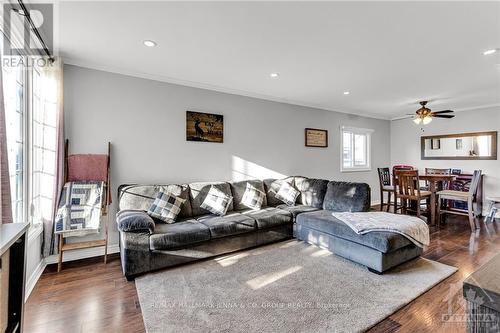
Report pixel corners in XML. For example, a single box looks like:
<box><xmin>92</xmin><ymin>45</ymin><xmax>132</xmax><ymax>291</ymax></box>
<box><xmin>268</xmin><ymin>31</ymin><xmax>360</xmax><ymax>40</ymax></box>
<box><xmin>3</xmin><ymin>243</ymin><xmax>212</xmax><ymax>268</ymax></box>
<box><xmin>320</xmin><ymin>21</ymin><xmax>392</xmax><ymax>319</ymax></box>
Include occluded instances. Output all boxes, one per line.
<box><xmin>44</xmin><ymin>243</ymin><xmax>120</xmax><ymax>265</ymax></box>
<box><xmin>24</xmin><ymin>243</ymin><xmax>120</xmax><ymax>301</ymax></box>
<box><xmin>25</xmin><ymin>258</ymin><xmax>46</xmax><ymax>302</ymax></box>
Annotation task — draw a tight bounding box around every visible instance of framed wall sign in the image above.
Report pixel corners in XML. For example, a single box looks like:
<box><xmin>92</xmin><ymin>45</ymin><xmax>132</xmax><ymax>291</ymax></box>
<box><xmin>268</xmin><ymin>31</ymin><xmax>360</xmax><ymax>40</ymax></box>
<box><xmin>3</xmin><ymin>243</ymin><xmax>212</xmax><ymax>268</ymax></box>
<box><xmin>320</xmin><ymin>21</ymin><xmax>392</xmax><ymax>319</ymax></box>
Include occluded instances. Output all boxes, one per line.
<box><xmin>186</xmin><ymin>111</ymin><xmax>224</xmax><ymax>143</ymax></box>
<box><xmin>305</xmin><ymin>128</ymin><xmax>328</xmax><ymax>148</ymax></box>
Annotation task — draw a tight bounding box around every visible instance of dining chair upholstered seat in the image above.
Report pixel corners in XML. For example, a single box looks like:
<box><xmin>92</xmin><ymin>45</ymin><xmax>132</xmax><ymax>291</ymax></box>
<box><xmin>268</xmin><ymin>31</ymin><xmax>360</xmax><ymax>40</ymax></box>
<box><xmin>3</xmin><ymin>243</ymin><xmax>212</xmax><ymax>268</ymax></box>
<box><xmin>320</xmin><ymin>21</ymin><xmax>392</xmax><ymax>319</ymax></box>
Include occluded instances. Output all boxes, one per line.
<box><xmin>437</xmin><ymin>170</ymin><xmax>482</xmax><ymax>232</ymax></box>
<box><xmin>437</xmin><ymin>190</ymin><xmax>469</xmax><ymax>198</ymax></box>
<box><xmin>419</xmin><ymin>190</ymin><xmax>432</xmax><ymax>197</ymax></box>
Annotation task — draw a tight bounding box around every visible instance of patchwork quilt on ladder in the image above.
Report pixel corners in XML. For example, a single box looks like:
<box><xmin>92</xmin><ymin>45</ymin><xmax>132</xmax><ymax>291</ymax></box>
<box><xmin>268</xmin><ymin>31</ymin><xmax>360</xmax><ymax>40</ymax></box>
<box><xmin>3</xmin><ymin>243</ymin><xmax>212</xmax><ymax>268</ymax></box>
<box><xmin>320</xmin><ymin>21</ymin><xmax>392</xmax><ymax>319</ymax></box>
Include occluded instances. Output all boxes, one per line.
<box><xmin>55</xmin><ymin>181</ymin><xmax>104</xmax><ymax>237</ymax></box>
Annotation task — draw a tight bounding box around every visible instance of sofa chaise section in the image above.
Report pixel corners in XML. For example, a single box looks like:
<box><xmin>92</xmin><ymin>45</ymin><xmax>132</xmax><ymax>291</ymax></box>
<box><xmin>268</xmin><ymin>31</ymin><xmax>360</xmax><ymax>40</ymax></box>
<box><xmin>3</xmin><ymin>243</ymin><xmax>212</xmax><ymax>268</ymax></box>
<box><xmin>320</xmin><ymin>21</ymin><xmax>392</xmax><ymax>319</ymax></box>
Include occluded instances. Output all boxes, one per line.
<box><xmin>296</xmin><ymin>211</ymin><xmax>423</xmax><ymax>273</ymax></box>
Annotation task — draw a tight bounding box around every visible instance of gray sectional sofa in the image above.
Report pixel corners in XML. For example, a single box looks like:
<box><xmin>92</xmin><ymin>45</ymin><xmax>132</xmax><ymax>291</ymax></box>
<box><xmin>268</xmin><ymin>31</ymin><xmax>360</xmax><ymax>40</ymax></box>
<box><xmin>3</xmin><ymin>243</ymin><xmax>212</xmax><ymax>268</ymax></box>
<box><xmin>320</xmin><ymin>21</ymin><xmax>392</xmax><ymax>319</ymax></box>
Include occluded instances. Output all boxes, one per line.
<box><xmin>116</xmin><ymin>176</ymin><xmax>423</xmax><ymax>280</ymax></box>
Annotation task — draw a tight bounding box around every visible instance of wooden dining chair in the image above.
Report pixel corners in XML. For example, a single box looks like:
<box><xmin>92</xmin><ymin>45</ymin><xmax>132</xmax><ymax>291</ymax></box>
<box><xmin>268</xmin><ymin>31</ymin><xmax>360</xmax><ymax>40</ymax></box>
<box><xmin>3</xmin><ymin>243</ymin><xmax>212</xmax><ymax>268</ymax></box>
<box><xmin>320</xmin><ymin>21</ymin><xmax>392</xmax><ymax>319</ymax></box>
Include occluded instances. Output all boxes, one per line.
<box><xmin>392</xmin><ymin>165</ymin><xmax>414</xmax><ymax>213</ymax></box>
<box><xmin>423</xmin><ymin>168</ymin><xmax>451</xmax><ymax>191</ymax></box>
<box><xmin>437</xmin><ymin>170</ymin><xmax>482</xmax><ymax>231</ymax></box>
<box><xmin>377</xmin><ymin>167</ymin><xmax>394</xmax><ymax>212</ymax></box>
<box><xmin>396</xmin><ymin>169</ymin><xmax>431</xmax><ymax>219</ymax></box>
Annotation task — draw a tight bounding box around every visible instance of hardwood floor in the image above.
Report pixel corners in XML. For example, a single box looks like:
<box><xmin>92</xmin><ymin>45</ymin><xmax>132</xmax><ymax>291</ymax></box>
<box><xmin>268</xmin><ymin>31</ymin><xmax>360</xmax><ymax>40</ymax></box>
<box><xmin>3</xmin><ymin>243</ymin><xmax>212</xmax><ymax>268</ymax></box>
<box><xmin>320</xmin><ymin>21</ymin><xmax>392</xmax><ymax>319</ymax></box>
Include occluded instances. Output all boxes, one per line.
<box><xmin>24</xmin><ymin>213</ymin><xmax>500</xmax><ymax>333</ymax></box>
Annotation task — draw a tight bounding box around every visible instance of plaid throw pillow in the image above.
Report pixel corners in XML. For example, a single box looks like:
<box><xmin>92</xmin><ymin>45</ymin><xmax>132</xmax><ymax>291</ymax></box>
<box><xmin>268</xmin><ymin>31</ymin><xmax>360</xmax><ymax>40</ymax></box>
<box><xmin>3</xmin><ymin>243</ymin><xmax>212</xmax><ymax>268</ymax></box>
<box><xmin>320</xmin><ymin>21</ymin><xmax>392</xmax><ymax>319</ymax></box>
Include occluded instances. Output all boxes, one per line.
<box><xmin>275</xmin><ymin>182</ymin><xmax>299</xmax><ymax>206</ymax></box>
<box><xmin>241</xmin><ymin>183</ymin><xmax>265</xmax><ymax>210</ymax></box>
<box><xmin>147</xmin><ymin>190</ymin><xmax>186</xmax><ymax>223</ymax></box>
<box><xmin>201</xmin><ymin>186</ymin><xmax>233</xmax><ymax>216</ymax></box>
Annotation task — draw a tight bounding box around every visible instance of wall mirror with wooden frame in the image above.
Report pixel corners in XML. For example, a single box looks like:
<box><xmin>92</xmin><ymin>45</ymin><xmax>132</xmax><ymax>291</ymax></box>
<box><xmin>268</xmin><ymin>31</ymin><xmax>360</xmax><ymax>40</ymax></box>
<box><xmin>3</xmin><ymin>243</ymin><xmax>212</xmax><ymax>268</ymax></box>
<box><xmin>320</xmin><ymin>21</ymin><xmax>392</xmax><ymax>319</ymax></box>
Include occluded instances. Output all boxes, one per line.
<box><xmin>421</xmin><ymin>131</ymin><xmax>497</xmax><ymax>160</ymax></box>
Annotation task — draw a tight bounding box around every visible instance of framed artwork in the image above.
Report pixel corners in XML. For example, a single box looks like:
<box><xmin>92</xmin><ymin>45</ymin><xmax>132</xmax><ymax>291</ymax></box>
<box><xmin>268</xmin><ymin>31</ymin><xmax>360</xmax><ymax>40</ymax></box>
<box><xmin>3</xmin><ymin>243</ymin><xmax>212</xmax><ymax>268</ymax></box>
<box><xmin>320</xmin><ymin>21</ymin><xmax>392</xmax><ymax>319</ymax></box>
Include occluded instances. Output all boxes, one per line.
<box><xmin>456</xmin><ymin>138</ymin><xmax>463</xmax><ymax>150</ymax></box>
<box><xmin>431</xmin><ymin>138</ymin><xmax>441</xmax><ymax>150</ymax></box>
<box><xmin>186</xmin><ymin>111</ymin><xmax>224</xmax><ymax>143</ymax></box>
<box><xmin>305</xmin><ymin>128</ymin><xmax>328</xmax><ymax>148</ymax></box>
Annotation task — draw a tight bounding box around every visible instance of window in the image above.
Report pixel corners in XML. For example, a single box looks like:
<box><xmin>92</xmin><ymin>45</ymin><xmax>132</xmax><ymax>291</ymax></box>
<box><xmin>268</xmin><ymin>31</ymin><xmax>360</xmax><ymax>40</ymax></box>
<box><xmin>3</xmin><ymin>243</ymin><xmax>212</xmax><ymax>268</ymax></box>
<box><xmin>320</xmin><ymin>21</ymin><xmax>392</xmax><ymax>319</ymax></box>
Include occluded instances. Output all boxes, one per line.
<box><xmin>341</xmin><ymin>126</ymin><xmax>373</xmax><ymax>172</ymax></box>
<box><xmin>1</xmin><ymin>8</ymin><xmax>58</xmax><ymax>236</ymax></box>
<box><xmin>3</xmin><ymin>60</ymin><xmax>26</xmax><ymax>223</ymax></box>
<box><xmin>30</xmin><ymin>65</ymin><xmax>57</xmax><ymax>225</ymax></box>
<box><xmin>2</xmin><ymin>54</ymin><xmax>57</xmax><ymax>227</ymax></box>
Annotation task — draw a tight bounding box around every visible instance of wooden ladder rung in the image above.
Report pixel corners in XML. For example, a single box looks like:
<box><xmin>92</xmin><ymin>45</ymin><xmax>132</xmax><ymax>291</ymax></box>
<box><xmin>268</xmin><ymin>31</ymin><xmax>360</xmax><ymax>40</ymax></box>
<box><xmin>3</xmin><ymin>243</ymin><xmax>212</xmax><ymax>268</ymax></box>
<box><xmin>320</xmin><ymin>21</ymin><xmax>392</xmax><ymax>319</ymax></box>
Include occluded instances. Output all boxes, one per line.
<box><xmin>61</xmin><ymin>239</ymin><xmax>106</xmax><ymax>251</ymax></box>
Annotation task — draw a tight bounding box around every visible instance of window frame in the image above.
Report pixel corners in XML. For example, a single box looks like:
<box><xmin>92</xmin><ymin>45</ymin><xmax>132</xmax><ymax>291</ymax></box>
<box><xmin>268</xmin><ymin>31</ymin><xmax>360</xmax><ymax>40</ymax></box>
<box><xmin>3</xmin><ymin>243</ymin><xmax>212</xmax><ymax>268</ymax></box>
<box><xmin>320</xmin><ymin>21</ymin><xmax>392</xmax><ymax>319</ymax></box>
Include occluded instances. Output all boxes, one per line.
<box><xmin>1</xmin><ymin>10</ymin><xmax>49</xmax><ymax>237</ymax></box>
<box><xmin>340</xmin><ymin>126</ymin><xmax>374</xmax><ymax>173</ymax></box>
<box><xmin>2</xmin><ymin>56</ymin><xmax>49</xmax><ymax>230</ymax></box>
<box><xmin>2</xmin><ymin>54</ymin><xmax>28</xmax><ymax>224</ymax></box>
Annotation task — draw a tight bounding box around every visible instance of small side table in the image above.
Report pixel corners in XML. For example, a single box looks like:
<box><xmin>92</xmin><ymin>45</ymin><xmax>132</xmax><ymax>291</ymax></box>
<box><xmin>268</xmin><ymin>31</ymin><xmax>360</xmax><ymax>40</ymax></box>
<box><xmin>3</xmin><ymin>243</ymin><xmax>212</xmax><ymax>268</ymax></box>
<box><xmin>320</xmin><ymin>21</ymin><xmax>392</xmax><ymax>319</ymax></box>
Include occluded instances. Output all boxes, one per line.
<box><xmin>485</xmin><ymin>197</ymin><xmax>500</xmax><ymax>223</ymax></box>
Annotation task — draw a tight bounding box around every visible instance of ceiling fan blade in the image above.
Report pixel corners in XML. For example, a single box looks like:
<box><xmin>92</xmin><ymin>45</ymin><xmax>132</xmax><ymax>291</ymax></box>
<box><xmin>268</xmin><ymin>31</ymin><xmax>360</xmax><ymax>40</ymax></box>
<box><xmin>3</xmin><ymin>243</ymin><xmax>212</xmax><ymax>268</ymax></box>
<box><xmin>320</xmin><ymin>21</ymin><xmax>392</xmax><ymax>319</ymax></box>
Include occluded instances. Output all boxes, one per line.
<box><xmin>431</xmin><ymin>110</ymin><xmax>454</xmax><ymax>114</ymax></box>
<box><xmin>432</xmin><ymin>114</ymin><xmax>455</xmax><ymax>118</ymax></box>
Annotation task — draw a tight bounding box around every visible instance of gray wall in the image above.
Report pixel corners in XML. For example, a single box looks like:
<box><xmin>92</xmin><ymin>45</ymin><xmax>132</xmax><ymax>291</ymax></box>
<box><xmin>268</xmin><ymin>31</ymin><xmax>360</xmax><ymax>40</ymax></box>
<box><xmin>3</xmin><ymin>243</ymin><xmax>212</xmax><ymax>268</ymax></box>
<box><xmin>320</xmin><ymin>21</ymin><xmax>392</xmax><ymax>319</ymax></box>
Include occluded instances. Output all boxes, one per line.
<box><xmin>391</xmin><ymin>107</ymin><xmax>500</xmax><ymax>216</ymax></box>
<box><xmin>64</xmin><ymin>65</ymin><xmax>391</xmax><ymax>245</ymax></box>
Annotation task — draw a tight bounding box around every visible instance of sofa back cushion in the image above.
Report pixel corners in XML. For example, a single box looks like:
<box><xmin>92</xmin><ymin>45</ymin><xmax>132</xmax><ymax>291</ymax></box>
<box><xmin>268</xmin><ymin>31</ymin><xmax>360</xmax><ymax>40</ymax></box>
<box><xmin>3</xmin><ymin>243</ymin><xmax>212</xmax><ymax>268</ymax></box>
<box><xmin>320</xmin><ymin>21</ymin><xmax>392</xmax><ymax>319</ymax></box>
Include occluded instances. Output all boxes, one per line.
<box><xmin>323</xmin><ymin>181</ymin><xmax>371</xmax><ymax>212</ymax></box>
<box><xmin>118</xmin><ymin>184</ymin><xmax>193</xmax><ymax>219</ymax></box>
<box><xmin>230</xmin><ymin>180</ymin><xmax>267</xmax><ymax>210</ymax></box>
<box><xmin>294</xmin><ymin>177</ymin><xmax>329</xmax><ymax>208</ymax></box>
<box><xmin>263</xmin><ymin>177</ymin><xmax>295</xmax><ymax>207</ymax></box>
<box><xmin>189</xmin><ymin>181</ymin><xmax>234</xmax><ymax>216</ymax></box>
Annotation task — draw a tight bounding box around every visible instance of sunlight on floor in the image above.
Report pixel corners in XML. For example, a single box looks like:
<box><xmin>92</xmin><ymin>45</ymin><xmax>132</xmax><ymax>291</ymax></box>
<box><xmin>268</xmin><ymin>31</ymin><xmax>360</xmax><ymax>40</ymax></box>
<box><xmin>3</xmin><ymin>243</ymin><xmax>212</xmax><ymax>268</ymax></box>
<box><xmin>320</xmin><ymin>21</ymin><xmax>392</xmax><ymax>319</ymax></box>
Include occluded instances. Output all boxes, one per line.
<box><xmin>215</xmin><ymin>252</ymin><xmax>250</xmax><ymax>267</ymax></box>
<box><xmin>231</xmin><ymin>155</ymin><xmax>286</xmax><ymax>181</ymax></box>
<box><xmin>279</xmin><ymin>240</ymin><xmax>298</xmax><ymax>248</ymax></box>
<box><xmin>246</xmin><ymin>266</ymin><xmax>302</xmax><ymax>290</ymax></box>
<box><xmin>310</xmin><ymin>248</ymin><xmax>332</xmax><ymax>257</ymax></box>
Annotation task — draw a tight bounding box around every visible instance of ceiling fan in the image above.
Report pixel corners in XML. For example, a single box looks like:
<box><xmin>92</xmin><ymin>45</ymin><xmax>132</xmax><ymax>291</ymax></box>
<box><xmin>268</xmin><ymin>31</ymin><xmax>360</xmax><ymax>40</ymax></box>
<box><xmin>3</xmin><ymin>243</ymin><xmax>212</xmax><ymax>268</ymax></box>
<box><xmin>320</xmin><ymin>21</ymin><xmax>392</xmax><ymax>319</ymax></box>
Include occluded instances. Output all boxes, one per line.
<box><xmin>409</xmin><ymin>101</ymin><xmax>455</xmax><ymax>125</ymax></box>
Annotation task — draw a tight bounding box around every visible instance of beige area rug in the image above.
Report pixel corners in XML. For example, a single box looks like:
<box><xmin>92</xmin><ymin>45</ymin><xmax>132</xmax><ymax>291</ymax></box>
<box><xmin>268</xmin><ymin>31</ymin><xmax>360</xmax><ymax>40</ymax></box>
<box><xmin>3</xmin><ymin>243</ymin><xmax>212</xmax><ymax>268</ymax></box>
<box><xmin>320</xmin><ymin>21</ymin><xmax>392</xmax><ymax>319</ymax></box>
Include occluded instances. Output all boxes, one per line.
<box><xmin>136</xmin><ymin>240</ymin><xmax>457</xmax><ymax>333</ymax></box>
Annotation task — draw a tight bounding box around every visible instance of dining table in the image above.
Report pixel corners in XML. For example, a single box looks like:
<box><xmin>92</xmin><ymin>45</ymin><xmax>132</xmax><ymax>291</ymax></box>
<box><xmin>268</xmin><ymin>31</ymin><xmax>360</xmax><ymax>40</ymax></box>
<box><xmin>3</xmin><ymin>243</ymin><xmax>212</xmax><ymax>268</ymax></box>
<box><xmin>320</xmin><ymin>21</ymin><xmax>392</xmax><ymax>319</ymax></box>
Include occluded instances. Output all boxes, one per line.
<box><xmin>419</xmin><ymin>174</ymin><xmax>457</xmax><ymax>226</ymax></box>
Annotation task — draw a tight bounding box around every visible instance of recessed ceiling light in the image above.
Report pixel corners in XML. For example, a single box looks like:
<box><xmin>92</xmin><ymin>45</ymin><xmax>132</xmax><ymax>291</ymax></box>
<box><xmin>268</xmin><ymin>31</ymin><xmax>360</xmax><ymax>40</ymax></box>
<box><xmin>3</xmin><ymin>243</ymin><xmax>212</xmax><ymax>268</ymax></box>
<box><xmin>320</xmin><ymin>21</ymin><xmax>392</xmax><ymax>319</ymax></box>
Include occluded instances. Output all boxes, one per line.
<box><xmin>270</xmin><ymin>73</ymin><xmax>279</xmax><ymax>78</ymax></box>
<box><xmin>483</xmin><ymin>48</ymin><xmax>498</xmax><ymax>55</ymax></box>
<box><xmin>143</xmin><ymin>40</ymin><xmax>157</xmax><ymax>47</ymax></box>
<box><xmin>343</xmin><ymin>91</ymin><xmax>350</xmax><ymax>95</ymax></box>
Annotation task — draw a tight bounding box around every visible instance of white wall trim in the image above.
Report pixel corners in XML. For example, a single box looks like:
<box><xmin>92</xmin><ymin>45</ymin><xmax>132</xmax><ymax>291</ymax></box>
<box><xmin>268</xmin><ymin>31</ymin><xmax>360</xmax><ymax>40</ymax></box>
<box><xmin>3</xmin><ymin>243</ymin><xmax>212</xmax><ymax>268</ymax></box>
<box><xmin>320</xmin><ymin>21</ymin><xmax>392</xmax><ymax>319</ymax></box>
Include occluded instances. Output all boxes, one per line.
<box><xmin>44</xmin><ymin>243</ymin><xmax>120</xmax><ymax>265</ymax></box>
<box><xmin>25</xmin><ymin>258</ymin><xmax>46</xmax><ymax>302</ymax></box>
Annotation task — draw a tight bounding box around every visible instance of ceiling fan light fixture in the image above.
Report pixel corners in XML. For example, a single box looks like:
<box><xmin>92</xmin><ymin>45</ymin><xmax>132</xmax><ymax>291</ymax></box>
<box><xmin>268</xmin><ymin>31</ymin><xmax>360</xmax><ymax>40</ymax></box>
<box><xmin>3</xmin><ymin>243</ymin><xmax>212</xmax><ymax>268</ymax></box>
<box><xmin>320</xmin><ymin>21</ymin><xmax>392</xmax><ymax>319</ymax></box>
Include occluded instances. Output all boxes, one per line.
<box><xmin>413</xmin><ymin>117</ymin><xmax>422</xmax><ymax>125</ymax></box>
<box><xmin>422</xmin><ymin>116</ymin><xmax>433</xmax><ymax>125</ymax></box>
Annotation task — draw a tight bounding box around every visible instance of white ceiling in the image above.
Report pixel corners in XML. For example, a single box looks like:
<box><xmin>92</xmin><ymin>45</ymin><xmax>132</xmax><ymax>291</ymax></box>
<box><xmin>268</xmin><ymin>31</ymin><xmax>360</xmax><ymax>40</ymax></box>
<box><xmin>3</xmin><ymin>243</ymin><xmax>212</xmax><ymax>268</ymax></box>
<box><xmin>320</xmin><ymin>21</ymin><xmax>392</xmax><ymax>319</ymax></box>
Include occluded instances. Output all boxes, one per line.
<box><xmin>55</xmin><ymin>1</ymin><xmax>500</xmax><ymax>119</ymax></box>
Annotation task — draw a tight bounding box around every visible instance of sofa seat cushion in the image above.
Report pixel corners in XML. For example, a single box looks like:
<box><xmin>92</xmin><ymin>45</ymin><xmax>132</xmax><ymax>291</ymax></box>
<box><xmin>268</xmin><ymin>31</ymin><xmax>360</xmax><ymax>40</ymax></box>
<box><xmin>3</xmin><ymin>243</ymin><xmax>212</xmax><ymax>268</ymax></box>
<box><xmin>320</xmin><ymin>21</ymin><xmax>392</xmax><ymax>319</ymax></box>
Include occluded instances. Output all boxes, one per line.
<box><xmin>150</xmin><ymin>219</ymin><xmax>211</xmax><ymax>250</ymax></box>
<box><xmin>197</xmin><ymin>213</ymin><xmax>257</xmax><ymax>239</ymax></box>
<box><xmin>241</xmin><ymin>207</ymin><xmax>293</xmax><ymax>229</ymax></box>
<box><xmin>296</xmin><ymin>210</ymin><xmax>412</xmax><ymax>253</ymax></box>
<box><xmin>277</xmin><ymin>204</ymin><xmax>320</xmax><ymax>220</ymax></box>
